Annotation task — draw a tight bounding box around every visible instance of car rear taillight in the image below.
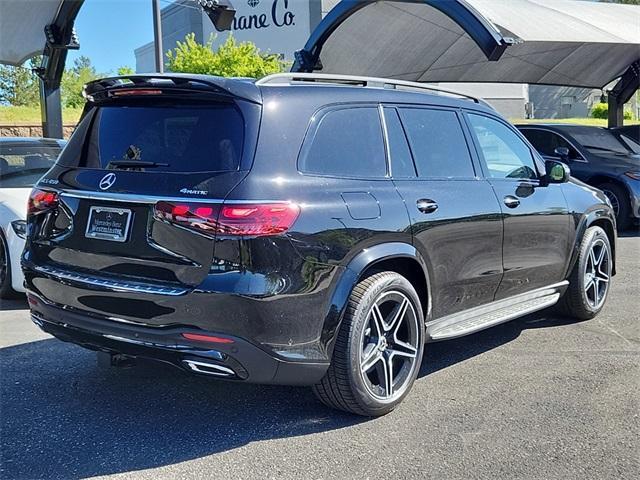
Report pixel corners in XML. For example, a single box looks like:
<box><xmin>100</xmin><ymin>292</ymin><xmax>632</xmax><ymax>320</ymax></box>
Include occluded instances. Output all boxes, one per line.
<box><xmin>28</xmin><ymin>189</ymin><xmax>59</xmax><ymax>215</ymax></box>
<box><xmin>154</xmin><ymin>201</ymin><xmax>300</xmax><ymax>237</ymax></box>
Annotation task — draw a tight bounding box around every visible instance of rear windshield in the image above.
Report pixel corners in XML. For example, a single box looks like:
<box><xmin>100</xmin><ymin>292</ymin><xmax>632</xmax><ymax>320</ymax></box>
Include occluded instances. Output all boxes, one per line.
<box><xmin>80</xmin><ymin>105</ymin><xmax>244</xmax><ymax>173</ymax></box>
<box><xmin>0</xmin><ymin>142</ymin><xmax>63</xmax><ymax>188</ymax></box>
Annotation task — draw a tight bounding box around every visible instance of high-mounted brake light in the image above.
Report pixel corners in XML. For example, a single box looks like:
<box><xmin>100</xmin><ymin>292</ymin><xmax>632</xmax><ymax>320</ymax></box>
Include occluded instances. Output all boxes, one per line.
<box><xmin>28</xmin><ymin>189</ymin><xmax>59</xmax><ymax>215</ymax></box>
<box><xmin>109</xmin><ymin>89</ymin><xmax>163</xmax><ymax>97</ymax></box>
<box><xmin>154</xmin><ymin>201</ymin><xmax>300</xmax><ymax>237</ymax></box>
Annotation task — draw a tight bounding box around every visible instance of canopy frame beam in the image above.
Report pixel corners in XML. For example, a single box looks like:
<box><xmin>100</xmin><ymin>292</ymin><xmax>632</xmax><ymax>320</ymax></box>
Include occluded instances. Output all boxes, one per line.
<box><xmin>292</xmin><ymin>0</ymin><xmax>512</xmax><ymax>73</ymax></box>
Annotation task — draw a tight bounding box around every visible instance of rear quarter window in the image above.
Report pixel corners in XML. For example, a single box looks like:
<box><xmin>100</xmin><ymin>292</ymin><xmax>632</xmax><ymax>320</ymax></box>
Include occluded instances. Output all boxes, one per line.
<box><xmin>72</xmin><ymin>105</ymin><xmax>245</xmax><ymax>173</ymax></box>
<box><xmin>299</xmin><ymin>107</ymin><xmax>387</xmax><ymax>178</ymax></box>
<box><xmin>398</xmin><ymin>107</ymin><xmax>475</xmax><ymax>178</ymax></box>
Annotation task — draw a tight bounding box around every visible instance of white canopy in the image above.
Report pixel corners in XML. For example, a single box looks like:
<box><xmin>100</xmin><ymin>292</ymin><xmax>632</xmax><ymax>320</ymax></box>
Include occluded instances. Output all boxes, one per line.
<box><xmin>303</xmin><ymin>0</ymin><xmax>640</xmax><ymax>89</ymax></box>
<box><xmin>0</xmin><ymin>0</ymin><xmax>63</xmax><ymax>66</ymax></box>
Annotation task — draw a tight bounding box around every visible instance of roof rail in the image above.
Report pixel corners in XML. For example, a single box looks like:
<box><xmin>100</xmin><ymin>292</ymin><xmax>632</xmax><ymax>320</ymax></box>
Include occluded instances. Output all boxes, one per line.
<box><xmin>256</xmin><ymin>73</ymin><xmax>491</xmax><ymax>107</ymax></box>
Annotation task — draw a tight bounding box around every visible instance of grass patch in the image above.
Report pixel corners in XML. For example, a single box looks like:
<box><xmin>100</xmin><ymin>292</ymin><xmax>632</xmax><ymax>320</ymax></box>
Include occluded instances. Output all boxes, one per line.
<box><xmin>0</xmin><ymin>105</ymin><xmax>82</xmax><ymax>125</ymax></box>
<box><xmin>513</xmin><ymin>117</ymin><xmax>640</xmax><ymax>127</ymax></box>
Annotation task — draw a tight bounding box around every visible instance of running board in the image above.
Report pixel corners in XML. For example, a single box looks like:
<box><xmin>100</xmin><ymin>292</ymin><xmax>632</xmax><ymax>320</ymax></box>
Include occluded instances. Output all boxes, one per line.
<box><xmin>426</xmin><ymin>281</ymin><xmax>568</xmax><ymax>341</ymax></box>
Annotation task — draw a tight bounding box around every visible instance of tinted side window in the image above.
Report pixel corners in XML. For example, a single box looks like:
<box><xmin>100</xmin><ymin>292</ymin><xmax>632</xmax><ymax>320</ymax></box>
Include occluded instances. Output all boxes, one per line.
<box><xmin>520</xmin><ymin>129</ymin><xmax>575</xmax><ymax>158</ymax></box>
<box><xmin>384</xmin><ymin>108</ymin><xmax>416</xmax><ymax>177</ymax></box>
<box><xmin>398</xmin><ymin>108</ymin><xmax>475</xmax><ymax>178</ymax></box>
<box><xmin>300</xmin><ymin>107</ymin><xmax>386</xmax><ymax>177</ymax></box>
<box><xmin>468</xmin><ymin>114</ymin><xmax>537</xmax><ymax>180</ymax></box>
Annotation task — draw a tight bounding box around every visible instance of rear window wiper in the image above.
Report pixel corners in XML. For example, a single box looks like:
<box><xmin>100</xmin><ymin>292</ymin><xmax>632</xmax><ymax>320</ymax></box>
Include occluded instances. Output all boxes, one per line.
<box><xmin>107</xmin><ymin>160</ymin><xmax>169</xmax><ymax>170</ymax></box>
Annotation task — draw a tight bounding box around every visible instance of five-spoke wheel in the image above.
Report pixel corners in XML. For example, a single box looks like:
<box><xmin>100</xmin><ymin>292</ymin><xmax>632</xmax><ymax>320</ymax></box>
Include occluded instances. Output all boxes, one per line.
<box><xmin>558</xmin><ymin>225</ymin><xmax>612</xmax><ymax>320</ymax></box>
<box><xmin>313</xmin><ymin>271</ymin><xmax>424</xmax><ymax>416</ymax></box>
<box><xmin>583</xmin><ymin>238</ymin><xmax>610</xmax><ymax>310</ymax></box>
<box><xmin>359</xmin><ymin>291</ymin><xmax>420</xmax><ymax>401</ymax></box>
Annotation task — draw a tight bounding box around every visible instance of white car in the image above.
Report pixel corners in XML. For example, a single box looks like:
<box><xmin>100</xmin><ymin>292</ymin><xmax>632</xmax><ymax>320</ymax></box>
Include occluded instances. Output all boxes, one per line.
<box><xmin>0</xmin><ymin>138</ymin><xmax>66</xmax><ymax>298</ymax></box>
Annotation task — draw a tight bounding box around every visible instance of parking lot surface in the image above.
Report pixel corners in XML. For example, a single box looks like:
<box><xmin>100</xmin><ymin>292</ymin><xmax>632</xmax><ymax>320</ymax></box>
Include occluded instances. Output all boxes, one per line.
<box><xmin>1</xmin><ymin>234</ymin><xmax>638</xmax><ymax>480</ymax></box>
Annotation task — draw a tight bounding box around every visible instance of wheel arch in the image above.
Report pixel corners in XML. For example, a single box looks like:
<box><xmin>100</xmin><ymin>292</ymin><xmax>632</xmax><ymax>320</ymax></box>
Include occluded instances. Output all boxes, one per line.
<box><xmin>320</xmin><ymin>242</ymin><xmax>432</xmax><ymax>358</ymax></box>
<box><xmin>589</xmin><ymin>175</ymin><xmax>632</xmax><ymax>206</ymax></box>
<box><xmin>567</xmin><ymin>209</ymin><xmax>617</xmax><ymax>278</ymax></box>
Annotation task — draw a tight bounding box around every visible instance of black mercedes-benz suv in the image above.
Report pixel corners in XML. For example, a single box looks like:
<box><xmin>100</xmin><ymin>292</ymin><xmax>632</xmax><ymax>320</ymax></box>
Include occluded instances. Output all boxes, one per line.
<box><xmin>23</xmin><ymin>73</ymin><xmax>616</xmax><ymax>416</ymax></box>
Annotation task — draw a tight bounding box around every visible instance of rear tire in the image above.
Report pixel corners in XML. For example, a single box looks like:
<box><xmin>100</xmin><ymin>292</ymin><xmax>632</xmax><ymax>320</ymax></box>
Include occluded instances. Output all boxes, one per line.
<box><xmin>0</xmin><ymin>232</ymin><xmax>19</xmax><ymax>300</ymax></box>
<box><xmin>312</xmin><ymin>271</ymin><xmax>424</xmax><ymax>416</ymax></box>
<box><xmin>557</xmin><ymin>226</ymin><xmax>612</xmax><ymax>321</ymax></box>
<box><xmin>599</xmin><ymin>182</ymin><xmax>630</xmax><ymax>231</ymax></box>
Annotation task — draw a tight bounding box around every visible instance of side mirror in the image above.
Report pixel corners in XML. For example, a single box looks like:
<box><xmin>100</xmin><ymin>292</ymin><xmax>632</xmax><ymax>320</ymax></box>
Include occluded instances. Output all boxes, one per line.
<box><xmin>554</xmin><ymin>146</ymin><xmax>570</xmax><ymax>162</ymax></box>
<box><xmin>545</xmin><ymin>160</ymin><xmax>570</xmax><ymax>184</ymax></box>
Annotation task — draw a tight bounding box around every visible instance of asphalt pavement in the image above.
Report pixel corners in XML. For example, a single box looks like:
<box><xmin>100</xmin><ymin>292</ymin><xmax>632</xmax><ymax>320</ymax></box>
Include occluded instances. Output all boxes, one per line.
<box><xmin>1</xmin><ymin>234</ymin><xmax>638</xmax><ymax>480</ymax></box>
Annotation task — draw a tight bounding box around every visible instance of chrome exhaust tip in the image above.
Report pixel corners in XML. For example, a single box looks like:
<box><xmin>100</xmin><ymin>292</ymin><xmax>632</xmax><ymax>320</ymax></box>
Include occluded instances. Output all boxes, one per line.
<box><xmin>183</xmin><ymin>359</ymin><xmax>236</xmax><ymax>377</ymax></box>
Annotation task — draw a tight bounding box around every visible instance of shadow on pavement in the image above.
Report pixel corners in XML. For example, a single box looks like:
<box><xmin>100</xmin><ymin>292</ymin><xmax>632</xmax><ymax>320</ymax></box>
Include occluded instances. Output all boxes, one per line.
<box><xmin>0</xmin><ymin>308</ymin><xmax>577</xmax><ymax>479</ymax></box>
<box><xmin>419</xmin><ymin>311</ymin><xmax>580</xmax><ymax>377</ymax></box>
<box><xmin>0</xmin><ymin>297</ymin><xmax>27</xmax><ymax>311</ymax></box>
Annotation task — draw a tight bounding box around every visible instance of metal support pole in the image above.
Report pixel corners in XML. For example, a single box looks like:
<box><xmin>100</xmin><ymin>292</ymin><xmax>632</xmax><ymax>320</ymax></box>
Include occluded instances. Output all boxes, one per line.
<box><xmin>36</xmin><ymin>0</ymin><xmax>84</xmax><ymax>138</ymax></box>
<box><xmin>152</xmin><ymin>0</ymin><xmax>164</xmax><ymax>73</ymax></box>
<box><xmin>607</xmin><ymin>95</ymin><xmax>624</xmax><ymax>129</ymax></box>
<box><xmin>607</xmin><ymin>61</ymin><xmax>640</xmax><ymax>129</ymax></box>
<box><xmin>40</xmin><ymin>77</ymin><xmax>64</xmax><ymax>139</ymax></box>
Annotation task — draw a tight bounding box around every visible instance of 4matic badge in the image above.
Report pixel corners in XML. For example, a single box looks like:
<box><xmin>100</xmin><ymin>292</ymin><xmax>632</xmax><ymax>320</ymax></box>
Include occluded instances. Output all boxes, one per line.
<box><xmin>180</xmin><ymin>187</ymin><xmax>208</xmax><ymax>195</ymax></box>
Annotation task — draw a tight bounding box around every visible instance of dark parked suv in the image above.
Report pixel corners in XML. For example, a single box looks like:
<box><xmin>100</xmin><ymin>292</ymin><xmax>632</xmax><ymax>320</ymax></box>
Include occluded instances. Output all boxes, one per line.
<box><xmin>23</xmin><ymin>73</ymin><xmax>616</xmax><ymax>416</ymax></box>
<box><xmin>516</xmin><ymin>124</ymin><xmax>640</xmax><ymax>230</ymax></box>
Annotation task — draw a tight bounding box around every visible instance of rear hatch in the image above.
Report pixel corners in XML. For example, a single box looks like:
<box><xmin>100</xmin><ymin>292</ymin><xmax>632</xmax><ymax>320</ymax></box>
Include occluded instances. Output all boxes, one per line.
<box><xmin>26</xmin><ymin>76</ymin><xmax>262</xmax><ymax>290</ymax></box>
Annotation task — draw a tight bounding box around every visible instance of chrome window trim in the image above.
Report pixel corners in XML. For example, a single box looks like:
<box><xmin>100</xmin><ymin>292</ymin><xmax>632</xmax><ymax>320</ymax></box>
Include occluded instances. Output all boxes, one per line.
<box><xmin>378</xmin><ymin>104</ymin><xmax>393</xmax><ymax>177</ymax></box>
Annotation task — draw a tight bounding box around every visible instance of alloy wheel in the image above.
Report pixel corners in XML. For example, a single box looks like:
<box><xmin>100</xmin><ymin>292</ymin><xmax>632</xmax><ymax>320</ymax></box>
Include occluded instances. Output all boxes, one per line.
<box><xmin>584</xmin><ymin>238</ymin><xmax>611</xmax><ymax>310</ymax></box>
<box><xmin>359</xmin><ymin>291</ymin><xmax>420</xmax><ymax>402</ymax></box>
<box><xmin>601</xmin><ymin>189</ymin><xmax>620</xmax><ymax>217</ymax></box>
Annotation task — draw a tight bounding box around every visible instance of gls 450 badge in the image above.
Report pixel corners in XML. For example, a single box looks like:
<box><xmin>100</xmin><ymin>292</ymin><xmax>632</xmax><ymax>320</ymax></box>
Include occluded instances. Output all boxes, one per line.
<box><xmin>180</xmin><ymin>187</ymin><xmax>208</xmax><ymax>195</ymax></box>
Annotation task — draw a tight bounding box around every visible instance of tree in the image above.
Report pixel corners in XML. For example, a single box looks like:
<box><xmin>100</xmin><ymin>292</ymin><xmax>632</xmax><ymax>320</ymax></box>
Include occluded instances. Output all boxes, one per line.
<box><xmin>117</xmin><ymin>66</ymin><xmax>135</xmax><ymax>76</ymax></box>
<box><xmin>166</xmin><ymin>33</ymin><xmax>286</xmax><ymax>78</ymax></box>
<box><xmin>61</xmin><ymin>56</ymin><xmax>103</xmax><ymax>108</ymax></box>
<box><xmin>600</xmin><ymin>0</ymin><xmax>640</xmax><ymax>4</ymax></box>
<box><xmin>0</xmin><ymin>57</ymin><xmax>41</xmax><ymax>106</ymax></box>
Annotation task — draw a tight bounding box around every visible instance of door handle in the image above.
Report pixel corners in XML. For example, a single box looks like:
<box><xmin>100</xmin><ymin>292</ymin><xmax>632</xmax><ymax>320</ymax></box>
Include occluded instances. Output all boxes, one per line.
<box><xmin>417</xmin><ymin>199</ymin><xmax>438</xmax><ymax>214</ymax></box>
<box><xmin>503</xmin><ymin>195</ymin><xmax>520</xmax><ymax>208</ymax></box>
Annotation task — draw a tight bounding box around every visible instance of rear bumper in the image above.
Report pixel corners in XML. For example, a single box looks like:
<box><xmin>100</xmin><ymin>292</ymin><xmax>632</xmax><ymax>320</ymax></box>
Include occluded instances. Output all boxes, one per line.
<box><xmin>27</xmin><ymin>292</ymin><xmax>328</xmax><ymax>386</ymax></box>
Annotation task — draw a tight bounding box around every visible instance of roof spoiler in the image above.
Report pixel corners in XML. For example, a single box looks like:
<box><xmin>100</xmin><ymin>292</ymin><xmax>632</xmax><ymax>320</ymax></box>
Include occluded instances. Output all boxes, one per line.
<box><xmin>83</xmin><ymin>74</ymin><xmax>262</xmax><ymax>104</ymax></box>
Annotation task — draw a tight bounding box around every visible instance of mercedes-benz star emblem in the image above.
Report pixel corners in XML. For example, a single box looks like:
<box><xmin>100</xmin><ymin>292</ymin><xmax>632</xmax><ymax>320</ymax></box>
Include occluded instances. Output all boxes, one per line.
<box><xmin>99</xmin><ymin>172</ymin><xmax>117</xmax><ymax>191</ymax></box>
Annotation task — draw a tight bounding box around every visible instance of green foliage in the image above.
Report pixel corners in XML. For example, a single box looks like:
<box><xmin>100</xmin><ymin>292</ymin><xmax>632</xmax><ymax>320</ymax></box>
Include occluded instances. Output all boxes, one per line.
<box><xmin>117</xmin><ymin>66</ymin><xmax>135</xmax><ymax>76</ymax></box>
<box><xmin>591</xmin><ymin>102</ymin><xmax>634</xmax><ymax>120</ymax></box>
<box><xmin>0</xmin><ymin>57</ymin><xmax>41</xmax><ymax>107</ymax></box>
<box><xmin>166</xmin><ymin>33</ymin><xmax>286</xmax><ymax>78</ymax></box>
<box><xmin>590</xmin><ymin>102</ymin><xmax>609</xmax><ymax>119</ymax></box>
<box><xmin>61</xmin><ymin>56</ymin><xmax>103</xmax><ymax>108</ymax></box>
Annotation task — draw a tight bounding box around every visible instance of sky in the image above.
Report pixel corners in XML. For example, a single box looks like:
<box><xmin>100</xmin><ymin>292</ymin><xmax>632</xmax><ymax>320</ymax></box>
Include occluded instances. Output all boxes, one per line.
<box><xmin>66</xmin><ymin>0</ymin><xmax>160</xmax><ymax>74</ymax></box>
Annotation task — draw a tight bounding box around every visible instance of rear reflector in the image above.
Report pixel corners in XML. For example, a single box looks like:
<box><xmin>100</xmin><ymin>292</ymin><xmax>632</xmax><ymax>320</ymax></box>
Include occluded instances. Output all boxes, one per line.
<box><xmin>182</xmin><ymin>333</ymin><xmax>235</xmax><ymax>344</ymax></box>
<box><xmin>28</xmin><ymin>189</ymin><xmax>59</xmax><ymax>215</ymax></box>
<box><xmin>154</xmin><ymin>201</ymin><xmax>299</xmax><ymax>237</ymax></box>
